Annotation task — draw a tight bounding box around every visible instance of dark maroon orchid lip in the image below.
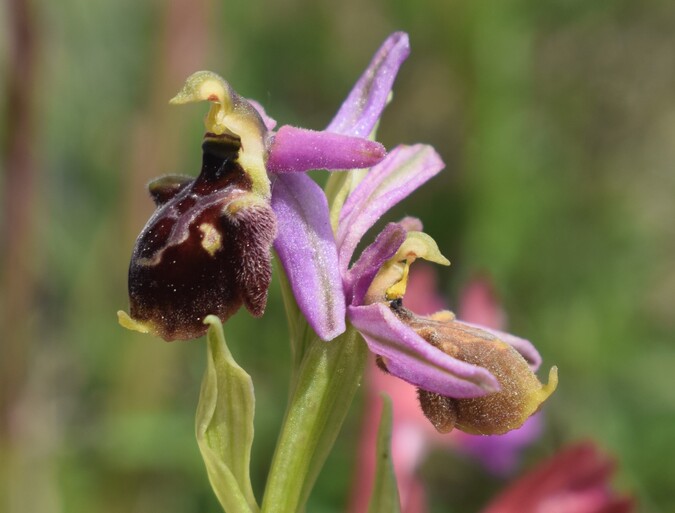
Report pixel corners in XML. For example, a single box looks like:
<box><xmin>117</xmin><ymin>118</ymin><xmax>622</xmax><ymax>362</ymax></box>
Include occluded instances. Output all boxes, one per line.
<box><xmin>125</xmin><ymin>130</ymin><xmax>277</xmax><ymax>341</ymax></box>
<box><xmin>136</xmin><ymin>186</ymin><xmax>251</xmax><ymax>268</ymax></box>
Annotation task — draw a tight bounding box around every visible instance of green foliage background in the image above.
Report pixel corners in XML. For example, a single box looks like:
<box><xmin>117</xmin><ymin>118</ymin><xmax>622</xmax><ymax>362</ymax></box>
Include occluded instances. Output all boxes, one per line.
<box><xmin>1</xmin><ymin>0</ymin><xmax>674</xmax><ymax>512</ymax></box>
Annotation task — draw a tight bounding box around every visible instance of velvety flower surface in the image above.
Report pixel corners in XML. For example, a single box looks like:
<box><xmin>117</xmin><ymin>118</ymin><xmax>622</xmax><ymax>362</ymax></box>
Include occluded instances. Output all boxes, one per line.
<box><xmin>348</xmin><ymin>227</ymin><xmax>556</xmax><ymax>436</ymax></box>
<box><xmin>122</xmin><ymin>134</ymin><xmax>278</xmax><ymax>341</ymax></box>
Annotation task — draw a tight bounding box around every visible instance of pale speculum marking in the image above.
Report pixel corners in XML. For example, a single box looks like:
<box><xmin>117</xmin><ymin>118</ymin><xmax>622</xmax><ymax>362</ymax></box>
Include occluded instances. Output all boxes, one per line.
<box><xmin>199</xmin><ymin>222</ymin><xmax>223</xmax><ymax>256</ymax></box>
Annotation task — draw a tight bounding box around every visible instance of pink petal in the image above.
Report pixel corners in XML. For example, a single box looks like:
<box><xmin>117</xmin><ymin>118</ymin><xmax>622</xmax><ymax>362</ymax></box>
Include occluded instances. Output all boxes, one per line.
<box><xmin>345</xmin><ymin>223</ymin><xmax>407</xmax><ymax>306</ymax></box>
<box><xmin>327</xmin><ymin>32</ymin><xmax>410</xmax><ymax>137</ymax></box>
<box><xmin>337</xmin><ymin>144</ymin><xmax>444</xmax><ymax>271</ymax></box>
<box><xmin>271</xmin><ymin>173</ymin><xmax>346</xmax><ymax>340</ymax></box>
<box><xmin>266</xmin><ymin>125</ymin><xmax>386</xmax><ymax>173</ymax></box>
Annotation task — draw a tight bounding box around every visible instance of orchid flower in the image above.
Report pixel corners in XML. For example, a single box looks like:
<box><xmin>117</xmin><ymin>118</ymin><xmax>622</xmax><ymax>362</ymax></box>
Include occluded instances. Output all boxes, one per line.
<box><xmin>120</xmin><ymin>28</ymin><xmax>555</xmax><ymax>436</ymax></box>
<box><xmin>267</xmin><ymin>35</ymin><xmax>558</xmax><ymax>513</ymax></box>
<box><xmin>118</xmin><ymin>32</ymin><xmax>559</xmax><ymax>513</ymax></box>
<box><xmin>350</xmin><ymin>268</ymin><xmax>543</xmax><ymax>513</ymax></box>
<box><xmin>272</xmin><ymin>33</ymin><xmax>557</xmax><ymax>434</ymax></box>
<box><xmin>118</xmin><ymin>66</ymin><xmax>386</xmax><ymax>340</ymax></box>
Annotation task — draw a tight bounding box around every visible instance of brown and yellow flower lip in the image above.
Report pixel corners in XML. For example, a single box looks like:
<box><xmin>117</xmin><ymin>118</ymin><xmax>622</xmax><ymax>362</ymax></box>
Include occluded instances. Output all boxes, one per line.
<box><xmin>388</xmin><ymin>301</ymin><xmax>557</xmax><ymax>435</ymax></box>
<box><xmin>121</xmin><ymin>135</ymin><xmax>277</xmax><ymax>341</ymax></box>
<box><xmin>356</xmin><ymin>227</ymin><xmax>557</xmax><ymax>435</ymax></box>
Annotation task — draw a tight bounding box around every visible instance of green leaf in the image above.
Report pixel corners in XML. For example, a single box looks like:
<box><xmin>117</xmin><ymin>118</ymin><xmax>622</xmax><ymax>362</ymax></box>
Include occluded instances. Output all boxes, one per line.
<box><xmin>367</xmin><ymin>394</ymin><xmax>401</xmax><ymax>513</ymax></box>
<box><xmin>196</xmin><ymin>316</ymin><xmax>259</xmax><ymax>513</ymax></box>
<box><xmin>261</xmin><ymin>327</ymin><xmax>368</xmax><ymax>513</ymax></box>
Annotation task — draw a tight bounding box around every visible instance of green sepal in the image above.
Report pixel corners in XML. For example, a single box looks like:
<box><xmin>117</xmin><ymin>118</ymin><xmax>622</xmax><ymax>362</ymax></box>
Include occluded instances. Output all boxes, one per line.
<box><xmin>367</xmin><ymin>394</ymin><xmax>401</xmax><ymax>513</ymax></box>
<box><xmin>324</xmin><ymin>170</ymin><xmax>348</xmax><ymax>232</ymax></box>
<box><xmin>196</xmin><ymin>316</ymin><xmax>259</xmax><ymax>513</ymax></box>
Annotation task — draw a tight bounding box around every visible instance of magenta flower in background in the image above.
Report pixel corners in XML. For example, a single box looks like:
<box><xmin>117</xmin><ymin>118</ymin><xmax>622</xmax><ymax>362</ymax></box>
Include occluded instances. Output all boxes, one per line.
<box><xmin>457</xmin><ymin>274</ymin><xmax>507</xmax><ymax>329</ymax></box>
<box><xmin>481</xmin><ymin>441</ymin><xmax>635</xmax><ymax>513</ymax></box>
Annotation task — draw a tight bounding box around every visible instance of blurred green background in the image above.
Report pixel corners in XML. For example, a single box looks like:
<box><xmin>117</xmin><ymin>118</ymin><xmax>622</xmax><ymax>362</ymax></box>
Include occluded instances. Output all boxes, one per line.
<box><xmin>1</xmin><ymin>0</ymin><xmax>674</xmax><ymax>512</ymax></box>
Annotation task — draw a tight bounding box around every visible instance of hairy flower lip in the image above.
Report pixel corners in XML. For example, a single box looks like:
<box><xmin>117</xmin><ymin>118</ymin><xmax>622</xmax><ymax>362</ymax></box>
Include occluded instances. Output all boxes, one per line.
<box><xmin>349</xmin><ymin>302</ymin><xmax>501</xmax><ymax>398</ymax></box>
<box><xmin>341</xmin><ymin>214</ymin><xmax>559</xmax><ymax>413</ymax></box>
<box><xmin>123</xmin><ymin>130</ymin><xmax>277</xmax><ymax>341</ymax></box>
<box><xmin>387</xmin><ymin>300</ymin><xmax>558</xmax><ymax>435</ymax></box>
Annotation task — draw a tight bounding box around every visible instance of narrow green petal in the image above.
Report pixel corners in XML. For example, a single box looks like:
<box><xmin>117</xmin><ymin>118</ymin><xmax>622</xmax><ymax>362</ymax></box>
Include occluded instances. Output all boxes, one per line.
<box><xmin>367</xmin><ymin>395</ymin><xmax>402</xmax><ymax>513</ymax></box>
<box><xmin>326</xmin><ymin>167</ymin><xmax>368</xmax><ymax>233</ymax></box>
<box><xmin>196</xmin><ymin>316</ymin><xmax>259</xmax><ymax>513</ymax></box>
<box><xmin>325</xmin><ymin>121</ymin><xmax>379</xmax><ymax>232</ymax></box>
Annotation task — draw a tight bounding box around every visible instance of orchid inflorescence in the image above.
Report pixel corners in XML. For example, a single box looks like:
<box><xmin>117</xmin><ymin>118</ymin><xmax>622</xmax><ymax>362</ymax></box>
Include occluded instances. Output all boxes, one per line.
<box><xmin>118</xmin><ymin>32</ymin><xmax>559</xmax><ymax>512</ymax></box>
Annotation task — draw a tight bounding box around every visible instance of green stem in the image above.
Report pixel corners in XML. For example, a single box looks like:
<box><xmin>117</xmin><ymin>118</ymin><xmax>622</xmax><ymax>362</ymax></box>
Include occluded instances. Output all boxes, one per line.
<box><xmin>261</xmin><ymin>326</ymin><xmax>367</xmax><ymax>513</ymax></box>
<box><xmin>272</xmin><ymin>256</ymin><xmax>313</xmax><ymax>387</ymax></box>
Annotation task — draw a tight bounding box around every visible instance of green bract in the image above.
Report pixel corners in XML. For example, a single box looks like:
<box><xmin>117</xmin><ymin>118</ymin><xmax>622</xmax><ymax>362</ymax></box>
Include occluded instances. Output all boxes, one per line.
<box><xmin>196</xmin><ymin>316</ymin><xmax>258</xmax><ymax>513</ymax></box>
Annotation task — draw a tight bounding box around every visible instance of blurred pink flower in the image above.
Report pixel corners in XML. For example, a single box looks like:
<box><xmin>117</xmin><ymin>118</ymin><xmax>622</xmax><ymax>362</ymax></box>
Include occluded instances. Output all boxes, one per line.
<box><xmin>456</xmin><ymin>273</ymin><xmax>506</xmax><ymax>330</ymax></box>
<box><xmin>349</xmin><ymin>266</ymin><xmax>543</xmax><ymax>513</ymax></box>
<box><xmin>401</xmin><ymin>263</ymin><xmax>447</xmax><ymax>315</ymax></box>
<box><xmin>481</xmin><ymin>441</ymin><xmax>635</xmax><ymax>513</ymax></box>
